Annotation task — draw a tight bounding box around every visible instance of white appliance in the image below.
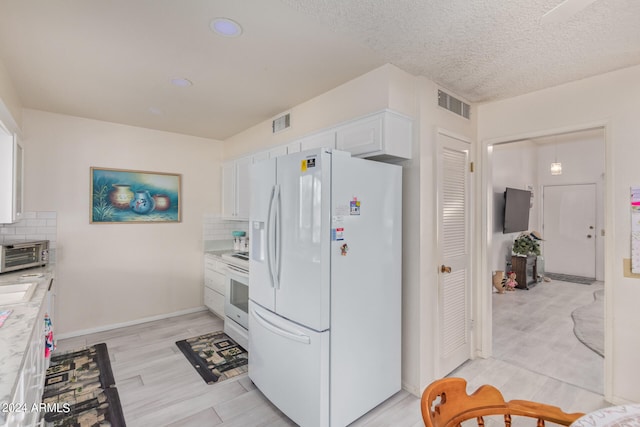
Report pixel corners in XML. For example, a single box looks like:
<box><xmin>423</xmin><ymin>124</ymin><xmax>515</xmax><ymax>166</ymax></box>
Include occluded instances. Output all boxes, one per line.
<box><xmin>248</xmin><ymin>148</ymin><xmax>402</xmax><ymax>427</ymax></box>
<box><xmin>222</xmin><ymin>252</ymin><xmax>249</xmax><ymax>350</ymax></box>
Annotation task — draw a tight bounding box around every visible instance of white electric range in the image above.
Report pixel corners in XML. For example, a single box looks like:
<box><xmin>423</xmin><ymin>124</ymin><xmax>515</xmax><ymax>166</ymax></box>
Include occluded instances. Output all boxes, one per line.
<box><xmin>221</xmin><ymin>251</ymin><xmax>249</xmax><ymax>349</ymax></box>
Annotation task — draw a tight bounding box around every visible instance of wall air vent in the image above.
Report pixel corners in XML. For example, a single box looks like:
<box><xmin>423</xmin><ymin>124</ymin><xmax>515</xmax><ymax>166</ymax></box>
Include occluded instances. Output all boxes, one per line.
<box><xmin>272</xmin><ymin>113</ymin><xmax>291</xmax><ymax>134</ymax></box>
<box><xmin>438</xmin><ymin>90</ymin><xmax>470</xmax><ymax>119</ymax></box>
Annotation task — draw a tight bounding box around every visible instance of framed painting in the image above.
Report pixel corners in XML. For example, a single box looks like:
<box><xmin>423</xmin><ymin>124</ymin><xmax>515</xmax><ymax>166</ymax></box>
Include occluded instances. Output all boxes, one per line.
<box><xmin>90</xmin><ymin>167</ymin><xmax>181</xmax><ymax>223</ymax></box>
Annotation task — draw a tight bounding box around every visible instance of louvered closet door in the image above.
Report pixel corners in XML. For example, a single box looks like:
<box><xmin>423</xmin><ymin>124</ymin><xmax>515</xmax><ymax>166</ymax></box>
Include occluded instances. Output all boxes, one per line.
<box><xmin>437</xmin><ymin>132</ymin><xmax>471</xmax><ymax>377</ymax></box>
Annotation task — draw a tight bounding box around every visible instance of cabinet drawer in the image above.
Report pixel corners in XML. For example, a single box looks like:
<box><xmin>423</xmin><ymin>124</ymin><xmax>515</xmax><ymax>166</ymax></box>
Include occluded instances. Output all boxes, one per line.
<box><xmin>204</xmin><ymin>255</ymin><xmax>228</xmax><ymax>273</ymax></box>
<box><xmin>204</xmin><ymin>269</ymin><xmax>226</xmax><ymax>294</ymax></box>
<box><xmin>204</xmin><ymin>287</ymin><xmax>225</xmax><ymax>319</ymax></box>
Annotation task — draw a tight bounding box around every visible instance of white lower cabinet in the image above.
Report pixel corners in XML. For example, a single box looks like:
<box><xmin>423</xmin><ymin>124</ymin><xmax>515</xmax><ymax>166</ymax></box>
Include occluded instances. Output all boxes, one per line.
<box><xmin>5</xmin><ymin>298</ymin><xmax>47</xmax><ymax>427</ymax></box>
<box><xmin>204</xmin><ymin>254</ymin><xmax>227</xmax><ymax>319</ymax></box>
<box><xmin>204</xmin><ymin>287</ymin><xmax>225</xmax><ymax>318</ymax></box>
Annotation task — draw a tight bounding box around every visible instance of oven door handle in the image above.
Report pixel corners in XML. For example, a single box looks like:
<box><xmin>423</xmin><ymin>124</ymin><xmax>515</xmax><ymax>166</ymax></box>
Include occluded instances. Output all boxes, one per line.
<box><xmin>227</xmin><ymin>264</ymin><xmax>249</xmax><ymax>278</ymax></box>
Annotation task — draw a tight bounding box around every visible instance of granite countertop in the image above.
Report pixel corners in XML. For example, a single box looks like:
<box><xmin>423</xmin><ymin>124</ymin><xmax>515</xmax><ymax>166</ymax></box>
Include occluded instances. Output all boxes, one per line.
<box><xmin>0</xmin><ymin>265</ymin><xmax>54</xmax><ymax>422</ymax></box>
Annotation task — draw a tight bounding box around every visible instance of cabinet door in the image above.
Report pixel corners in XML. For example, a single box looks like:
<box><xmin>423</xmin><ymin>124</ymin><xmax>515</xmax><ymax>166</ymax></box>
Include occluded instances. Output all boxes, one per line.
<box><xmin>299</xmin><ymin>130</ymin><xmax>336</xmax><ymax>152</ymax></box>
<box><xmin>287</xmin><ymin>141</ymin><xmax>301</xmax><ymax>154</ymax></box>
<box><xmin>221</xmin><ymin>162</ymin><xmax>236</xmax><ymax>218</ymax></box>
<box><xmin>252</xmin><ymin>151</ymin><xmax>269</xmax><ymax>163</ymax></box>
<box><xmin>13</xmin><ymin>138</ymin><xmax>23</xmax><ymax>221</ymax></box>
<box><xmin>336</xmin><ymin>115</ymin><xmax>382</xmax><ymax>156</ymax></box>
<box><xmin>235</xmin><ymin>156</ymin><xmax>251</xmax><ymax>220</ymax></box>
<box><xmin>204</xmin><ymin>287</ymin><xmax>225</xmax><ymax>318</ymax></box>
<box><xmin>0</xmin><ymin>132</ymin><xmax>22</xmax><ymax>224</ymax></box>
<box><xmin>204</xmin><ymin>258</ymin><xmax>227</xmax><ymax>295</ymax></box>
<box><xmin>269</xmin><ymin>145</ymin><xmax>288</xmax><ymax>158</ymax></box>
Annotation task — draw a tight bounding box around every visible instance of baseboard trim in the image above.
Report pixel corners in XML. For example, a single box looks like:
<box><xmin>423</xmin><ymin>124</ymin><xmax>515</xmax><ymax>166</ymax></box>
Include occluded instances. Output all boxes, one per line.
<box><xmin>402</xmin><ymin>380</ymin><xmax>421</xmax><ymax>398</ymax></box>
<box><xmin>56</xmin><ymin>306</ymin><xmax>209</xmax><ymax>340</ymax></box>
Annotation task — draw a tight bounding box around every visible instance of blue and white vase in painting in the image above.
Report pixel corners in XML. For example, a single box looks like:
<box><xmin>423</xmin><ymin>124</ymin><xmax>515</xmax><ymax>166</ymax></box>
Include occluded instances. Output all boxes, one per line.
<box><xmin>130</xmin><ymin>190</ymin><xmax>155</xmax><ymax>214</ymax></box>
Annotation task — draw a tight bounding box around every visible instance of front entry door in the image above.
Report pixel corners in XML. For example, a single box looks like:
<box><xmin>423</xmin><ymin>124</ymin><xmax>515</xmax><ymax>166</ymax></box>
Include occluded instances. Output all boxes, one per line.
<box><xmin>543</xmin><ymin>184</ymin><xmax>596</xmax><ymax>278</ymax></box>
<box><xmin>437</xmin><ymin>132</ymin><xmax>472</xmax><ymax>377</ymax></box>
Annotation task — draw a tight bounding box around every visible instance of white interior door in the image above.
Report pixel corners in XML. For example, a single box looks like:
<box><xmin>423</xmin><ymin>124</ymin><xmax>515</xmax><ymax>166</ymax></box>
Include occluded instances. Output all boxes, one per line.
<box><xmin>543</xmin><ymin>184</ymin><xmax>596</xmax><ymax>278</ymax></box>
<box><xmin>437</xmin><ymin>132</ymin><xmax>472</xmax><ymax>377</ymax></box>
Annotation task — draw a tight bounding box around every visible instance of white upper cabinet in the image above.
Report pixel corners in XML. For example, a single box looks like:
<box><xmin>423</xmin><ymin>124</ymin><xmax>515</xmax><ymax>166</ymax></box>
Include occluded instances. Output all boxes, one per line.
<box><xmin>268</xmin><ymin>145</ymin><xmax>288</xmax><ymax>158</ymax></box>
<box><xmin>286</xmin><ymin>141</ymin><xmax>301</xmax><ymax>154</ymax></box>
<box><xmin>0</xmin><ymin>131</ymin><xmax>23</xmax><ymax>224</ymax></box>
<box><xmin>222</xmin><ymin>156</ymin><xmax>251</xmax><ymax>220</ymax></box>
<box><xmin>299</xmin><ymin>130</ymin><xmax>336</xmax><ymax>152</ymax></box>
<box><xmin>251</xmin><ymin>151</ymin><xmax>270</xmax><ymax>163</ymax></box>
<box><xmin>221</xmin><ymin>110</ymin><xmax>412</xmax><ymax>221</ymax></box>
<box><xmin>252</xmin><ymin>145</ymin><xmax>288</xmax><ymax>164</ymax></box>
<box><xmin>336</xmin><ymin>110</ymin><xmax>412</xmax><ymax>160</ymax></box>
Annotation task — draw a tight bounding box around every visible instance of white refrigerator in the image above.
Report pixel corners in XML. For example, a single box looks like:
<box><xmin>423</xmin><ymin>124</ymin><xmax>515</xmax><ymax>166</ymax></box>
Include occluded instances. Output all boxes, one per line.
<box><xmin>248</xmin><ymin>148</ymin><xmax>402</xmax><ymax>427</ymax></box>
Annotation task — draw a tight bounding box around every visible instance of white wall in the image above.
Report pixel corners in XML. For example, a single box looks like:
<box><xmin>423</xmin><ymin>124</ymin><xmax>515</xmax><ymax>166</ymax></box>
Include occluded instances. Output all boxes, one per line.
<box><xmin>223</xmin><ymin>63</ymin><xmax>416</xmax><ymax>160</ymax></box>
<box><xmin>21</xmin><ymin>109</ymin><xmax>223</xmax><ymax>335</ymax></box>
<box><xmin>491</xmin><ymin>142</ymin><xmax>538</xmax><ymax>272</ymax></box>
<box><xmin>416</xmin><ymin>77</ymin><xmax>476</xmax><ymax>391</ymax></box>
<box><xmin>478</xmin><ymin>64</ymin><xmax>640</xmax><ymax>403</ymax></box>
<box><xmin>0</xmin><ymin>58</ymin><xmax>22</xmax><ymax>133</ymax></box>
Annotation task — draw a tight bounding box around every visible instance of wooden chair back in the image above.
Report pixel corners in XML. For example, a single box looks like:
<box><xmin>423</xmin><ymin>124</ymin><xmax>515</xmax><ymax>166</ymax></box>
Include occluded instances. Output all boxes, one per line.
<box><xmin>421</xmin><ymin>378</ymin><xmax>584</xmax><ymax>427</ymax></box>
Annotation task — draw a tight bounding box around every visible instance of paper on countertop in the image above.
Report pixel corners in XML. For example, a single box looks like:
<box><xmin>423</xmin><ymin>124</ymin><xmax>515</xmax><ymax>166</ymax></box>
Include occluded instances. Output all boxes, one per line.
<box><xmin>0</xmin><ymin>310</ymin><xmax>12</xmax><ymax>328</ymax></box>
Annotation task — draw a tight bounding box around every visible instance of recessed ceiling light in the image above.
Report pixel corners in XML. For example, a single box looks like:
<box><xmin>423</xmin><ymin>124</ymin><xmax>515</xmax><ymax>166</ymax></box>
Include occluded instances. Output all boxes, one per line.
<box><xmin>210</xmin><ymin>18</ymin><xmax>242</xmax><ymax>37</ymax></box>
<box><xmin>170</xmin><ymin>77</ymin><xmax>193</xmax><ymax>87</ymax></box>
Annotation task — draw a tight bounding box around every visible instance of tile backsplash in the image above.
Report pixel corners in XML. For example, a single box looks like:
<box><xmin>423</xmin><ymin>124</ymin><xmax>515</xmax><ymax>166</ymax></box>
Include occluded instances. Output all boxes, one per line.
<box><xmin>0</xmin><ymin>211</ymin><xmax>58</xmax><ymax>262</ymax></box>
<box><xmin>203</xmin><ymin>213</ymin><xmax>248</xmax><ymax>246</ymax></box>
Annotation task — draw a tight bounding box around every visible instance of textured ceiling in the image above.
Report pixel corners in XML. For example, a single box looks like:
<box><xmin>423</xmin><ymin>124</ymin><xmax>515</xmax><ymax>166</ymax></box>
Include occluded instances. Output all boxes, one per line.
<box><xmin>282</xmin><ymin>0</ymin><xmax>640</xmax><ymax>102</ymax></box>
<box><xmin>0</xmin><ymin>0</ymin><xmax>638</xmax><ymax>140</ymax></box>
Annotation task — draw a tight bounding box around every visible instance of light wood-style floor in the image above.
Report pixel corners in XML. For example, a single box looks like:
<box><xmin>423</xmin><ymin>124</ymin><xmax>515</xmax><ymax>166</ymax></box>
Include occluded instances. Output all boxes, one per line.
<box><xmin>56</xmin><ymin>279</ymin><xmax>609</xmax><ymax>426</ymax></box>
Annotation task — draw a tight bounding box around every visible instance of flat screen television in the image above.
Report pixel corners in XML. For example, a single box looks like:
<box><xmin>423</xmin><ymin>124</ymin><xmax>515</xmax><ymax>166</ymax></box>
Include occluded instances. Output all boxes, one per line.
<box><xmin>503</xmin><ymin>187</ymin><xmax>531</xmax><ymax>234</ymax></box>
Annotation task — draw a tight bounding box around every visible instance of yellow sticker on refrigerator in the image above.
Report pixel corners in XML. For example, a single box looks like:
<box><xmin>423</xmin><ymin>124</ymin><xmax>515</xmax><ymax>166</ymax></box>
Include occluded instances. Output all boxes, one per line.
<box><xmin>301</xmin><ymin>157</ymin><xmax>317</xmax><ymax>172</ymax></box>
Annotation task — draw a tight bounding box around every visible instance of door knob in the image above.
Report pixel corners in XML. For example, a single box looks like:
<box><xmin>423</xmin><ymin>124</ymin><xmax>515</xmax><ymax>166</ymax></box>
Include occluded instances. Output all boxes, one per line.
<box><xmin>587</xmin><ymin>234</ymin><xmax>592</xmax><ymax>238</ymax></box>
<box><xmin>441</xmin><ymin>265</ymin><xmax>452</xmax><ymax>273</ymax></box>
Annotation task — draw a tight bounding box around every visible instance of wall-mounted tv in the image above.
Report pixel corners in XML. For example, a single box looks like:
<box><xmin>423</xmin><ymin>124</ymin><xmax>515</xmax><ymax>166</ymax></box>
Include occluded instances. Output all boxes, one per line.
<box><xmin>503</xmin><ymin>187</ymin><xmax>531</xmax><ymax>234</ymax></box>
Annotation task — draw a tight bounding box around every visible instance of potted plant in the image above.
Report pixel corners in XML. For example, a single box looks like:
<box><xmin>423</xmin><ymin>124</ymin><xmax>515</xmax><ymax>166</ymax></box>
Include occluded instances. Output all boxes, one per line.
<box><xmin>512</xmin><ymin>232</ymin><xmax>540</xmax><ymax>257</ymax></box>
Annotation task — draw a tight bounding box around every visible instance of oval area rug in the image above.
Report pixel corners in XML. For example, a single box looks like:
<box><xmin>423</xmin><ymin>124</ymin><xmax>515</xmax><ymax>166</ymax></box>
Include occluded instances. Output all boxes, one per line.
<box><xmin>571</xmin><ymin>289</ymin><xmax>604</xmax><ymax>357</ymax></box>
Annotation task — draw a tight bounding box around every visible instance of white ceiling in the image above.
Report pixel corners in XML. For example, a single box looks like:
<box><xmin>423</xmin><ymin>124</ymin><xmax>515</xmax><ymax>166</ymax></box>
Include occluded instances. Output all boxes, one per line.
<box><xmin>0</xmin><ymin>0</ymin><xmax>638</xmax><ymax>140</ymax></box>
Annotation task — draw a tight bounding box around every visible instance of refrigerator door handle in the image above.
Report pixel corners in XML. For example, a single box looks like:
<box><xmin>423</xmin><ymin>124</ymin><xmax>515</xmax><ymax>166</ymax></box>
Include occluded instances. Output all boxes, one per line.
<box><xmin>266</xmin><ymin>185</ymin><xmax>276</xmax><ymax>289</ymax></box>
<box><xmin>275</xmin><ymin>184</ymin><xmax>282</xmax><ymax>289</ymax></box>
<box><xmin>251</xmin><ymin>308</ymin><xmax>311</xmax><ymax>344</ymax></box>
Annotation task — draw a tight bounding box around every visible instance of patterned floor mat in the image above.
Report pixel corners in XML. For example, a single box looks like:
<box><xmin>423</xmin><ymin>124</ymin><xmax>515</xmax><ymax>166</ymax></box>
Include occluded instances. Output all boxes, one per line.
<box><xmin>175</xmin><ymin>331</ymin><xmax>248</xmax><ymax>384</ymax></box>
<box><xmin>42</xmin><ymin>343</ymin><xmax>126</xmax><ymax>426</ymax></box>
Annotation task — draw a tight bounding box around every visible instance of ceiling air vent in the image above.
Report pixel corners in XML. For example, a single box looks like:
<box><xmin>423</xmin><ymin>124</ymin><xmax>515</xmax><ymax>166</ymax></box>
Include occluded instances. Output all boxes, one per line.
<box><xmin>438</xmin><ymin>90</ymin><xmax>470</xmax><ymax>119</ymax></box>
<box><xmin>272</xmin><ymin>113</ymin><xmax>291</xmax><ymax>134</ymax></box>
